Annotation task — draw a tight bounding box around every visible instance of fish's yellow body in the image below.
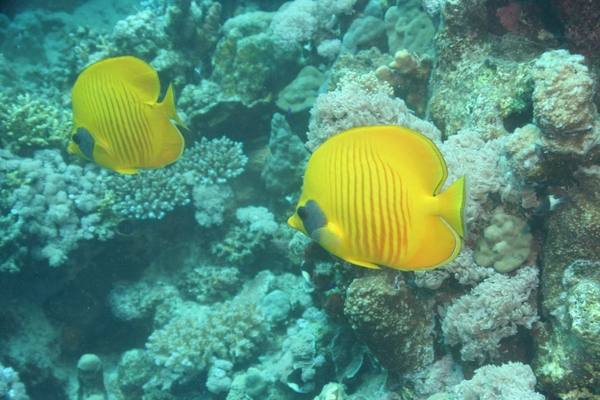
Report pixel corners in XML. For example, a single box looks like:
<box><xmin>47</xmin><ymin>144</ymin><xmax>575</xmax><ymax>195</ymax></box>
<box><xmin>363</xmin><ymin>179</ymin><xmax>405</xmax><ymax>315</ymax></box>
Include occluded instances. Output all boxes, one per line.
<box><xmin>288</xmin><ymin>125</ymin><xmax>467</xmax><ymax>271</ymax></box>
<box><xmin>69</xmin><ymin>56</ymin><xmax>187</xmax><ymax>174</ymax></box>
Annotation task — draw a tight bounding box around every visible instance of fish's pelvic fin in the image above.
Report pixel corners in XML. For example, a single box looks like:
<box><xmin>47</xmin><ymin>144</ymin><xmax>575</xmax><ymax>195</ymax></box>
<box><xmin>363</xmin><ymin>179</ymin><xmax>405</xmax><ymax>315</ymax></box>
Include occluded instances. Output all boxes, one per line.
<box><xmin>311</xmin><ymin>224</ymin><xmax>341</xmax><ymax>251</ymax></box>
<box><xmin>345</xmin><ymin>257</ymin><xmax>381</xmax><ymax>269</ymax></box>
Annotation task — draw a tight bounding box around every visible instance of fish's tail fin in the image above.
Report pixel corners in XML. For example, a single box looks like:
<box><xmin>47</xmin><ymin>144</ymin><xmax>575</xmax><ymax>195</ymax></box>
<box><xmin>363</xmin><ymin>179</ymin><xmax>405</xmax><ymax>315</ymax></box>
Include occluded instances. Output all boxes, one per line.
<box><xmin>159</xmin><ymin>83</ymin><xmax>188</xmax><ymax>130</ymax></box>
<box><xmin>437</xmin><ymin>175</ymin><xmax>467</xmax><ymax>238</ymax></box>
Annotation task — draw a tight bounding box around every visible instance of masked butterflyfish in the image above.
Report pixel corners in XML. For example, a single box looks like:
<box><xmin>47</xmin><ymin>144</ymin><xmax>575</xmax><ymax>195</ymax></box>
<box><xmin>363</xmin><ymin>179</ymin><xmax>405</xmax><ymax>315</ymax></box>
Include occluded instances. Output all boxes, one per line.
<box><xmin>287</xmin><ymin>125</ymin><xmax>467</xmax><ymax>271</ymax></box>
<box><xmin>69</xmin><ymin>56</ymin><xmax>188</xmax><ymax>174</ymax></box>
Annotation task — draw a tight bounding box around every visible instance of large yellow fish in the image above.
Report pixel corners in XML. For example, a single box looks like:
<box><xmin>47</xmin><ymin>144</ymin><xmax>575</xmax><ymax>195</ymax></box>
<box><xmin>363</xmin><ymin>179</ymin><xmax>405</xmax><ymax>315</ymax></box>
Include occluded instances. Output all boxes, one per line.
<box><xmin>288</xmin><ymin>125</ymin><xmax>467</xmax><ymax>271</ymax></box>
<box><xmin>69</xmin><ymin>56</ymin><xmax>187</xmax><ymax>174</ymax></box>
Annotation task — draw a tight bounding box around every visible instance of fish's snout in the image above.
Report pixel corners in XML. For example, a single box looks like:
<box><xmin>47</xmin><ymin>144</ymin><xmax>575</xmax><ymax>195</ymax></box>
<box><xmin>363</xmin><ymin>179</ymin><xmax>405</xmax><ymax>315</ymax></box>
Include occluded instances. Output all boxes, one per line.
<box><xmin>287</xmin><ymin>213</ymin><xmax>301</xmax><ymax>230</ymax></box>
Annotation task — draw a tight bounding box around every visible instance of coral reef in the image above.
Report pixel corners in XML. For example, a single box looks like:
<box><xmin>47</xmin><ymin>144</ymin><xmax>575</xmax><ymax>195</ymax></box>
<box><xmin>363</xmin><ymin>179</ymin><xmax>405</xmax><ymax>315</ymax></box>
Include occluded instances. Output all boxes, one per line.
<box><xmin>534</xmin><ymin>167</ymin><xmax>600</xmax><ymax>395</ymax></box>
<box><xmin>0</xmin><ymin>362</ymin><xmax>29</xmax><ymax>400</ymax></box>
<box><xmin>192</xmin><ymin>183</ymin><xmax>234</xmax><ymax>227</ymax></box>
<box><xmin>442</xmin><ymin>266</ymin><xmax>539</xmax><ymax>363</ymax></box>
<box><xmin>270</xmin><ymin>0</ymin><xmax>318</xmax><ymax>50</ymax></box>
<box><xmin>561</xmin><ymin>260</ymin><xmax>600</xmax><ymax>357</ymax></box>
<box><xmin>375</xmin><ymin>49</ymin><xmax>432</xmax><ymax>115</ymax></box>
<box><xmin>532</xmin><ymin>50</ymin><xmax>596</xmax><ymax>136</ymax></box>
<box><xmin>145</xmin><ymin>273</ymin><xmax>272</xmax><ymax>385</ymax></box>
<box><xmin>276</xmin><ymin>66</ymin><xmax>323</xmax><ymax>114</ymax></box>
<box><xmin>0</xmin><ymin>93</ymin><xmax>71</xmax><ymax>156</ymax></box>
<box><xmin>76</xmin><ymin>354</ymin><xmax>107</xmax><ymax>400</ymax></box>
<box><xmin>341</xmin><ymin>9</ymin><xmax>386</xmax><ymax>55</ymax></box>
<box><xmin>261</xmin><ymin>113</ymin><xmax>310</xmax><ymax>198</ymax></box>
<box><xmin>384</xmin><ymin>0</ymin><xmax>436</xmax><ymax>54</ymax></box>
<box><xmin>211</xmin><ymin>10</ymin><xmax>297</xmax><ymax>108</ymax></box>
<box><xmin>415</xmin><ymin>247</ymin><xmax>494</xmax><ymax>289</ymax></box>
<box><xmin>531</xmin><ymin>49</ymin><xmax>600</xmax><ymax>182</ymax></box>
<box><xmin>102</xmin><ymin>137</ymin><xmax>247</xmax><ymax>220</ymax></box>
<box><xmin>473</xmin><ymin>212</ymin><xmax>532</xmax><ymax>273</ymax></box>
<box><xmin>427</xmin><ymin>0</ymin><xmax>557</xmax><ymax>138</ymax></box>
<box><xmin>503</xmin><ymin>124</ymin><xmax>540</xmax><ymax>183</ymax></box>
<box><xmin>453</xmin><ymin>362</ymin><xmax>544</xmax><ymax>399</ymax></box>
<box><xmin>306</xmin><ymin>70</ymin><xmax>441</xmax><ymax>151</ymax></box>
<box><xmin>0</xmin><ymin>149</ymin><xmax>113</xmax><ymax>269</ymax></box>
<box><xmin>344</xmin><ymin>270</ymin><xmax>434</xmax><ymax>373</ymax></box>
<box><xmin>3</xmin><ymin>0</ymin><xmax>600</xmax><ymax>398</ymax></box>
<box><xmin>211</xmin><ymin>206</ymin><xmax>279</xmax><ymax>265</ymax></box>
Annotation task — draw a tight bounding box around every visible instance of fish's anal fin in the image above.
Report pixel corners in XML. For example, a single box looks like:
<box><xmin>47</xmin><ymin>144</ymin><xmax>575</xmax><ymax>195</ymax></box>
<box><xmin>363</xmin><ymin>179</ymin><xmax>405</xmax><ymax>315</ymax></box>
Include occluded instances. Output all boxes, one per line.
<box><xmin>115</xmin><ymin>168</ymin><xmax>139</xmax><ymax>175</ymax></box>
<box><xmin>436</xmin><ymin>175</ymin><xmax>467</xmax><ymax>238</ymax></box>
<box><xmin>404</xmin><ymin>217</ymin><xmax>462</xmax><ymax>270</ymax></box>
<box><xmin>311</xmin><ymin>224</ymin><xmax>341</xmax><ymax>251</ymax></box>
<box><xmin>345</xmin><ymin>257</ymin><xmax>381</xmax><ymax>269</ymax></box>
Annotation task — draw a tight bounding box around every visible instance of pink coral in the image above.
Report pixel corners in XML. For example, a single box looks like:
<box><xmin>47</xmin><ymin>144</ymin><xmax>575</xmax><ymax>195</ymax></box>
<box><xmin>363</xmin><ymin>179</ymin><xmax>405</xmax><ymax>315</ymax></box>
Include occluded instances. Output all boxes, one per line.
<box><xmin>496</xmin><ymin>3</ymin><xmax>520</xmax><ymax>32</ymax></box>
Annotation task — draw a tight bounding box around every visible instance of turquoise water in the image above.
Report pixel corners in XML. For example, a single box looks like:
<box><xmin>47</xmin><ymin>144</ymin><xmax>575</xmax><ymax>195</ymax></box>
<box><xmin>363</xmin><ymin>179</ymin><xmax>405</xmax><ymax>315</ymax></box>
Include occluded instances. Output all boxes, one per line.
<box><xmin>0</xmin><ymin>0</ymin><xmax>599</xmax><ymax>399</ymax></box>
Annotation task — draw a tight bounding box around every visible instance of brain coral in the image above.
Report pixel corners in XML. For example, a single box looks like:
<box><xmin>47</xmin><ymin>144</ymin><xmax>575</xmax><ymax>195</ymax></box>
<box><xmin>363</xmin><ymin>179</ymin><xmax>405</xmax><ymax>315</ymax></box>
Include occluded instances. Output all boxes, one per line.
<box><xmin>473</xmin><ymin>212</ymin><xmax>532</xmax><ymax>273</ymax></box>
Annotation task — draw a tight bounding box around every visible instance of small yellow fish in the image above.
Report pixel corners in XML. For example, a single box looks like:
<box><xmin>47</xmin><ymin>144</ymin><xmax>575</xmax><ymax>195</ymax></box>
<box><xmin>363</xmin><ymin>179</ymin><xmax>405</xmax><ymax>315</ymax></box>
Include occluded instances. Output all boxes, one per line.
<box><xmin>288</xmin><ymin>125</ymin><xmax>467</xmax><ymax>271</ymax></box>
<box><xmin>69</xmin><ymin>56</ymin><xmax>187</xmax><ymax>174</ymax></box>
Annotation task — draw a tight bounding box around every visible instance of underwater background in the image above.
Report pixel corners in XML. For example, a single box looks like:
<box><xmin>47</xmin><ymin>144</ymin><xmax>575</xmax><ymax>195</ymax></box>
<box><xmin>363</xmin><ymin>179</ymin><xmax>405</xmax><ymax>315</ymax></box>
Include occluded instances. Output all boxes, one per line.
<box><xmin>0</xmin><ymin>0</ymin><xmax>599</xmax><ymax>399</ymax></box>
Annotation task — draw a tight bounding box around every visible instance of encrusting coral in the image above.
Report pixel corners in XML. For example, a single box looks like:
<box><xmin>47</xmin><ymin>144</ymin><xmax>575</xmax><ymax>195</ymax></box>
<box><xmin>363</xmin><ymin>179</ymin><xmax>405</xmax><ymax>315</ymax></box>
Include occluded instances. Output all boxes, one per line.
<box><xmin>344</xmin><ymin>271</ymin><xmax>434</xmax><ymax>373</ymax></box>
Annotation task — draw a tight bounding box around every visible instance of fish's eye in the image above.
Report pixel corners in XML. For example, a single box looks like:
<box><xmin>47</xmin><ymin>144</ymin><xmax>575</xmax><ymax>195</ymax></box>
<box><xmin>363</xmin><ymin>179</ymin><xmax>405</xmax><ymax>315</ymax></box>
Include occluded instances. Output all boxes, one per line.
<box><xmin>297</xmin><ymin>206</ymin><xmax>309</xmax><ymax>220</ymax></box>
<box><xmin>72</xmin><ymin>133</ymin><xmax>81</xmax><ymax>144</ymax></box>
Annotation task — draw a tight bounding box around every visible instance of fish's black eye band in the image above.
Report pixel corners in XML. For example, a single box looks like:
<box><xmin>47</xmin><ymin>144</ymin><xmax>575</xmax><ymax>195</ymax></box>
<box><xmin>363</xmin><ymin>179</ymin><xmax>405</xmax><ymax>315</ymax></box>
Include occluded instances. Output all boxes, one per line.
<box><xmin>298</xmin><ymin>200</ymin><xmax>327</xmax><ymax>237</ymax></box>
<box><xmin>297</xmin><ymin>206</ymin><xmax>309</xmax><ymax>220</ymax></box>
<box><xmin>73</xmin><ymin>127</ymin><xmax>95</xmax><ymax>161</ymax></box>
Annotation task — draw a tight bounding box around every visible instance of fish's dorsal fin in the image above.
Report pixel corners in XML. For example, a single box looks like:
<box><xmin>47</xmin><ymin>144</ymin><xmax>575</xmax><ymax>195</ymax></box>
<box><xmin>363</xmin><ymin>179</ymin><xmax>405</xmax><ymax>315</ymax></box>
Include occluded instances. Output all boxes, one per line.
<box><xmin>155</xmin><ymin>83</ymin><xmax>189</xmax><ymax>130</ymax></box>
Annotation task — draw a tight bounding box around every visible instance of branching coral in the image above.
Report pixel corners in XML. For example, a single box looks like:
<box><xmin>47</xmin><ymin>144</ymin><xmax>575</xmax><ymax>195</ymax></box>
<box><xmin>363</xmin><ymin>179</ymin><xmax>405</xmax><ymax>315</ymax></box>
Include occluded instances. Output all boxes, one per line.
<box><xmin>102</xmin><ymin>137</ymin><xmax>247</xmax><ymax>220</ymax></box>
<box><xmin>0</xmin><ymin>93</ymin><xmax>71</xmax><ymax>156</ymax></box>
<box><xmin>145</xmin><ymin>271</ymin><xmax>275</xmax><ymax>384</ymax></box>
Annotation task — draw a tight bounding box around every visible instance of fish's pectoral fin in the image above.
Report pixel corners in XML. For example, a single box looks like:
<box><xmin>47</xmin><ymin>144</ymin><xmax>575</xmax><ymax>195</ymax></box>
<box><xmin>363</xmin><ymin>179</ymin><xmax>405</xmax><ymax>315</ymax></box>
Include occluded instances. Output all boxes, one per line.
<box><xmin>311</xmin><ymin>225</ymin><xmax>341</xmax><ymax>251</ymax></box>
<box><xmin>344</xmin><ymin>257</ymin><xmax>381</xmax><ymax>269</ymax></box>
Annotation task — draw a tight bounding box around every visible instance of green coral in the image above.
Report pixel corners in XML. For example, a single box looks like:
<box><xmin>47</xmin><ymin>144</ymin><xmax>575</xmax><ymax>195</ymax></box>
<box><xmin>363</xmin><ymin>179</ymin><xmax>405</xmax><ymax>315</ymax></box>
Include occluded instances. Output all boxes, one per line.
<box><xmin>429</xmin><ymin>54</ymin><xmax>535</xmax><ymax>138</ymax></box>
<box><xmin>0</xmin><ymin>93</ymin><xmax>71</xmax><ymax>155</ymax></box>
<box><xmin>210</xmin><ymin>12</ymin><xmax>298</xmax><ymax>107</ymax></box>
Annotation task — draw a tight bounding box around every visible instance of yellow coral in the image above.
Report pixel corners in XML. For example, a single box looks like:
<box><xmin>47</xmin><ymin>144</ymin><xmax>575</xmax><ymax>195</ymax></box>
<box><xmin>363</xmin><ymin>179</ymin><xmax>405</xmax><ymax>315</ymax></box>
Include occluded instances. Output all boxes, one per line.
<box><xmin>0</xmin><ymin>93</ymin><xmax>71</xmax><ymax>155</ymax></box>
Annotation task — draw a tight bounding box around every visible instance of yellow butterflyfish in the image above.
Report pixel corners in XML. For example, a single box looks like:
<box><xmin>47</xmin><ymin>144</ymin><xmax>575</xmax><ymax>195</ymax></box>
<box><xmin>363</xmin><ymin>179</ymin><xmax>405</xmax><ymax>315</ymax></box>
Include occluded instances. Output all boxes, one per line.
<box><xmin>69</xmin><ymin>56</ymin><xmax>187</xmax><ymax>174</ymax></box>
<box><xmin>288</xmin><ymin>125</ymin><xmax>467</xmax><ymax>271</ymax></box>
